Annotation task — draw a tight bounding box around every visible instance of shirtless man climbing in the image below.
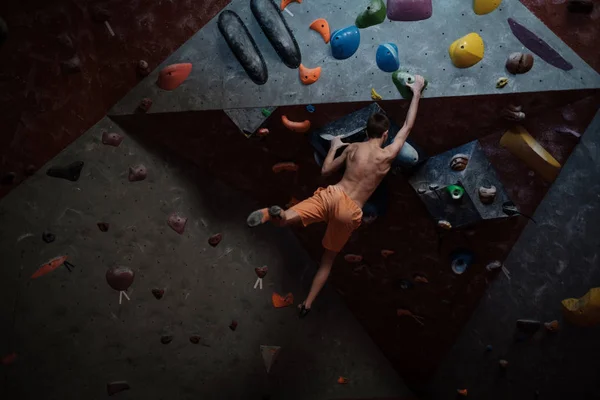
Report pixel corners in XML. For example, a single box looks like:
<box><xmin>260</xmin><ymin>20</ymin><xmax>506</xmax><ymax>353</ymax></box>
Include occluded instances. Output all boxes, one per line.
<box><xmin>247</xmin><ymin>75</ymin><xmax>426</xmax><ymax>317</ymax></box>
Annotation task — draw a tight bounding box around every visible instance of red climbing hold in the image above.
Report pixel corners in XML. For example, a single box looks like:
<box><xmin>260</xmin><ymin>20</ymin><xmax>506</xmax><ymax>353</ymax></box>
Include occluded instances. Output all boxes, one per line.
<box><xmin>229</xmin><ymin>320</ymin><xmax>238</xmax><ymax>331</ymax></box>
<box><xmin>344</xmin><ymin>254</ymin><xmax>363</xmax><ymax>263</ymax></box>
<box><xmin>156</xmin><ymin>63</ymin><xmax>192</xmax><ymax>90</ymax></box>
<box><xmin>272</xmin><ymin>162</ymin><xmax>299</xmax><ymax>173</ymax></box>
<box><xmin>138</xmin><ymin>98</ymin><xmax>153</xmax><ymax>113</ymax></box>
<box><xmin>309</xmin><ymin>19</ymin><xmax>331</xmax><ymax>43</ymax></box>
<box><xmin>128</xmin><ymin>164</ymin><xmax>147</xmax><ymax>182</ymax></box>
<box><xmin>272</xmin><ymin>292</ymin><xmax>294</xmax><ymax>308</ymax></box>
<box><xmin>280</xmin><ymin>0</ymin><xmax>301</xmax><ymax>10</ymax></box>
<box><xmin>299</xmin><ymin>64</ymin><xmax>322</xmax><ymax>85</ymax></box>
<box><xmin>97</xmin><ymin>222</ymin><xmax>109</xmax><ymax>232</ymax></box>
<box><xmin>102</xmin><ymin>131</ymin><xmax>124</xmax><ymax>147</ymax></box>
<box><xmin>337</xmin><ymin>376</ymin><xmax>349</xmax><ymax>384</ymax></box>
<box><xmin>381</xmin><ymin>250</ymin><xmax>395</xmax><ymax>258</ymax></box>
<box><xmin>167</xmin><ymin>212</ymin><xmax>187</xmax><ymax>234</ymax></box>
<box><xmin>255</xmin><ymin>266</ymin><xmax>268</xmax><ymax>278</ymax></box>
<box><xmin>281</xmin><ymin>115</ymin><xmax>311</xmax><ymax>133</ymax></box>
<box><xmin>151</xmin><ymin>288</ymin><xmax>164</xmax><ymax>299</ymax></box>
<box><xmin>106</xmin><ymin>381</ymin><xmax>130</xmax><ymax>396</ymax></box>
<box><xmin>208</xmin><ymin>233</ymin><xmax>222</xmax><ymax>247</ymax></box>
<box><xmin>105</xmin><ymin>266</ymin><xmax>135</xmax><ymax>291</ymax></box>
<box><xmin>31</xmin><ymin>256</ymin><xmax>68</xmax><ymax>279</ymax></box>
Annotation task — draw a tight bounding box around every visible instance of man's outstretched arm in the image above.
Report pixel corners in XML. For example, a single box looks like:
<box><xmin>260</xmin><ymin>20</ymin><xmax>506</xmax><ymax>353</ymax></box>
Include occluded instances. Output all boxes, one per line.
<box><xmin>321</xmin><ymin>137</ymin><xmax>349</xmax><ymax>176</ymax></box>
<box><xmin>384</xmin><ymin>75</ymin><xmax>425</xmax><ymax>160</ymax></box>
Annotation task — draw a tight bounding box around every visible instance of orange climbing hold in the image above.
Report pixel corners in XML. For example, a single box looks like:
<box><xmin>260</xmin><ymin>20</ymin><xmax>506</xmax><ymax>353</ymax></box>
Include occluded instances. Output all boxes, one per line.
<box><xmin>381</xmin><ymin>249</ymin><xmax>395</xmax><ymax>258</ymax></box>
<box><xmin>31</xmin><ymin>256</ymin><xmax>68</xmax><ymax>279</ymax></box>
<box><xmin>272</xmin><ymin>162</ymin><xmax>299</xmax><ymax>173</ymax></box>
<box><xmin>156</xmin><ymin>63</ymin><xmax>192</xmax><ymax>91</ymax></box>
<box><xmin>281</xmin><ymin>0</ymin><xmax>301</xmax><ymax>10</ymax></box>
<box><xmin>310</xmin><ymin>19</ymin><xmax>331</xmax><ymax>43</ymax></box>
<box><xmin>299</xmin><ymin>64</ymin><xmax>322</xmax><ymax>85</ymax></box>
<box><xmin>272</xmin><ymin>292</ymin><xmax>294</xmax><ymax>308</ymax></box>
<box><xmin>457</xmin><ymin>389</ymin><xmax>468</xmax><ymax>396</ymax></box>
<box><xmin>281</xmin><ymin>115</ymin><xmax>311</xmax><ymax>133</ymax></box>
<box><xmin>337</xmin><ymin>376</ymin><xmax>349</xmax><ymax>384</ymax></box>
<box><xmin>344</xmin><ymin>254</ymin><xmax>363</xmax><ymax>263</ymax></box>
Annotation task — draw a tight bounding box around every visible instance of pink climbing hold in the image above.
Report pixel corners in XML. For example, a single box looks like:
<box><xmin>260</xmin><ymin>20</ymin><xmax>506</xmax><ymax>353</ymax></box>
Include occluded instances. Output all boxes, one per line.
<box><xmin>344</xmin><ymin>254</ymin><xmax>363</xmax><ymax>263</ymax></box>
<box><xmin>106</xmin><ymin>266</ymin><xmax>135</xmax><ymax>291</ymax></box>
<box><xmin>208</xmin><ymin>233</ymin><xmax>222</xmax><ymax>247</ymax></box>
<box><xmin>167</xmin><ymin>212</ymin><xmax>187</xmax><ymax>234</ymax></box>
<box><xmin>102</xmin><ymin>131</ymin><xmax>124</xmax><ymax>147</ymax></box>
<box><xmin>128</xmin><ymin>164</ymin><xmax>147</xmax><ymax>182</ymax></box>
<box><xmin>255</xmin><ymin>266</ymin><xmax>268</xmax><ymax>278</ymax></box>
<box><xmin>138</xmin><ymin>98</ymin><xmax>153</xmax><ymax>113</ymax></box>
<box><xmin>387</xmin><ymin>0</ymin><xmax>433</xmax><ymax>21</ymax></box>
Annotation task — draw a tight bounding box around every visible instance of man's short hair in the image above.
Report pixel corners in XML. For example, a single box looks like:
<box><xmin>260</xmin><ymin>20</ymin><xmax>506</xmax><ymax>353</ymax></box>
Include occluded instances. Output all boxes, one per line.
<box><xmin>366</xmin><ymin>112</ymin><xmax>390</xmax><ymax>139</ymax></box>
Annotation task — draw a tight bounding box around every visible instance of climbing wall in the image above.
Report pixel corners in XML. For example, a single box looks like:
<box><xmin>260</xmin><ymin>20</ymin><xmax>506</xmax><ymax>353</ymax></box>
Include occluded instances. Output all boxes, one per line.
<box><xmin>108</xmin><ymin>0</ymin><xmax>599</xmax><ymax>114</ymax></box>
<box><xmin>0</xmin><ymin>117</ymin><xmax>413</xmax><ymax>399</ymax></box>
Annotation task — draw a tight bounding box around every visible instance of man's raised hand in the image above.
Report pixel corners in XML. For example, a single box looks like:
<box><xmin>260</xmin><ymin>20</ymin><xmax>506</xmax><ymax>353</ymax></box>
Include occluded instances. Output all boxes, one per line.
<box><xmin>407</xmin><ymin>75</ymin><xmax>425</xmax><ymax>94</ymax></box>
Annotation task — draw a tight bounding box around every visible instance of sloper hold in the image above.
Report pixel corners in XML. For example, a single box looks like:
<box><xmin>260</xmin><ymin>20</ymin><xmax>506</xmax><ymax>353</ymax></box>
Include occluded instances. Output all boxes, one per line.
<box><xmin>156</xmin><ymin>63</ymin><xmax>192</xmax><ymax>90</ymax></box>
<box><xmin>387</xmin><ymin>0</ymin><xmax>432</xmax><ymax>21</ymax></box>
<box><xmin>251</xmin><ymin>0</ymin><xmax>301</xmax><ymax>69</ymax></box>
<box><xmin>507</xmin><ymin>18</ymin><xmax>572</xmax><ymax>71</ymax></box>
<box><xmin>280</xmin><ymin>0</ymin><xmax>301</xmax><ymax>10</ymax></box>
<box><xmin>260</xmin><ymin>345</ymin><xmax>281</xmax><ymax>373</ymax></box>
<box><xmin>562</xmin><ymin>288</ymin><xmax>600</xmax><ymax>326</ymax></box>
<box><xmin>355</xmin><ymin>0</ymin><xmax>386</xmax><ymax>29</ymax></box>
<box><xmin>128</xmin><ymin>164</ymin><xmax>147</xmax><ymax>182</ymax></box>
<box><xmin>310</xmin><ymin>19</ymin><xmax>330</xmax><ymax>43</ymax></box>
<box><xmin>167</xmin><ymin>212</ymin><xmax>188</xmax><ymax>234</ymax></box>
<box><xmin>46</xmin><ymin>161</ymin><xmax>84</xmax><ymax>182</ymax></box>
<box><xmin>218</xmin><ymin>10</ymin><xmax>268</xmax><ymax>85</ymax></box>
<box><xmin>505</xmin><ymin>52</ymin><xmax>534</xmax><ymax>74</ymax></box>
<box><xmin>500</xmin><ymin>125</ymin><xmax>561</xmax><ymax>182</ymax></box>
<box><xmin>449</xmin><ymin>33</ymin><xmax>484</xmax><ymax>68</ymax></box>
<box><xmin>299</xmin><ymin>64</ymin><xmax>321</xmax><ymax>85</ymax></box>
<box><xmin>473</xmin><ymin>0</ymin><xmax>501</xmax><ymax>15</ymax></box>
<box><xmin>106</xmin><ymin>266</ymin><xmax>135</xmax><ymax>291</ymax></box>
<box><xmin>102</xmin><ymin>131</ymin><xmax>124</xmax><ymax>146</ymax></box>
<box><xmin>376</xmin><ymin>43</ymin><xmax>400</xmax><ymax>72</ymax></box>
<box><xmin>392</xmin><ymin>71</ymin><xmax>428</xmax><ymax>99</ymax></box>
<box><xmin>331</xmin><ymin>26</ymin><xmax>360</xmax><ymax>60</ymax></box>
<box><xmin>282</xmin><ymin>115</ymin><xmax>311</xmax><ymax>133</ymax></box>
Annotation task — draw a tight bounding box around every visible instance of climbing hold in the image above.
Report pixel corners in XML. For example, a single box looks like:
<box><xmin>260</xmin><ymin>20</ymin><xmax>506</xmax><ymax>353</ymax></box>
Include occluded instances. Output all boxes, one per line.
<box><xmin>31</xmin><ymin>256</ymin><xmax>69</xmax><ymax>279</ymax></box>
<box><xmin>473</xmin><ymin>0</ymin><xmax>501</xmax><ymax>15</ymax></box>
<box><xmin>478</xmin><ymin>185</ymin><xmax>497</xmax><ymax>204</ymax></box>
<box><xmin>218</xmin><ymin>10</ymin><xmax>269</xmax><ymax>85</ymax></box>
<box><xmin>500</xmin><ymin>125</ymin><xmax>561</xmax><ymax>182</ymax></box>
<box><xmin>189</xmin><ymin>335</ymin><xmax>205</xmax><ymax>345</ymax></box>
<box><xmin>496</xmin><ymin>77</ymin><xmax>508</xmax><ymax>89</ymax></box>
<box><xmin>281</xmin><ymin>115</ymin><xmax>311</xmax><ymax>133</ymax></box>
<box><xmin>485</xmin><ymin>344</ymin><xmax>493</xmax><ymax>352</ymax></box>
<box><xmin>447</xmin><ymin>184</ymin><xmax>465</xmax><ymax>200</ymax></box>
<box><xmin>457</xmin><ymin>389</ymin><xmax>468</xmax><ymax>396</ymax></box>
<box><xmin>251</xmin><ymin>0</ymin><xmax>302</xmax><ymax>69</ymax></box>
<box><xmin>501</xmin><ymin>104</ymin><xmax>525</xmax><ymax>121</ymax></box>
<box><xmin>387</xmin><ymin>0</ymin><xmax>432</xmax><ymax>21</ymax></box>
<box><xmin>413</xmin><ymin>273</ymin><xmax>429</xmax><ymax>284</ymax></box>
<box><xmin>46</xmin><ymin>161</ymin><xmax>84</xmax><ymax>182</ymax></box>
<box><xmin>450</xmin><ymin>250</ymin><xmax>473</xmax><ymax>275</ymax></box>
<box><xmin>381</xmin><ymin>249</ymin><xmax>394</xmax><ymax>258</ymax></box>
<box><xmin>485</xmin><ymin>260</ymin><xmax>502</xmax><ymax>271</ymax></box>
<box><xmin>376</xmin><ymin>43</ymin><xmax>400</xmax><ymax>73</ymax></box>
<box><xmin>272</xmin><ymin>162</ymin><xmax>299</xmax><ymax>173</ymax></box>
<box><xmin>371</xmin><ymin>88</ymin><xmax>383</xmax><ymax>101</ymax></box>
<box><xmin>137</xmin><ymin>60</ymin><xmax>150</xmax><ymax>77</ymax></box>
<box><xmin>208</xmin><ymin>233</ymin><xmax>222</xmax><ymax>247</ymax></box>
<box><xmin>24</xmin><ymin>164</ymin><xmax>36</xmax><ymax>176</ymax></box>
<box><xmin>106</xmin><ymin>381</ymin><xmax>130</xmax><ymax>396</ymax></box>
<box><xmin>1</xmin><ymin>172</ymin><xmax>15</xmax><ymax>185</ymax></box>
<box><xmin>229</xmin><ymin>320</ymin><xmax>238</xmax><ymax>331</ymax></box>
<box><xmin>330</xmin><ymin>26</ymin><xmax>360</xmax><ymax>60</ymax></box>
<box><xmin>505</xmin><ymin>52</ymin><xmax>534</xmax><ymax>75</ymax></box>
<box><xmin>449</xmin><ymin>33</ymin><xmax>484</xmax><ymax>68</ymax></box>
<box><xmin>337</xmin><ymin>376</ymin><xmax>350</xmax><ymax>384</ymax></box>
<box><xmin>299</xmin><ymin>64</ymin><xmax>321</xmax><ymax>85</ymax></box>
<box><xmin>138</xmin><ymin>98</ymin><xmax>152</xmax><ymax>113</ymax></box>
<box><xmin>392</xmin><ymin>71</ymin><xmax>428</xmax><ymax>99</ymax></box>
<box><xmin>0</xmin><ymin>17</ymin><xmax>7</xmax><ymax>47</ymax></box>
<box><xmin>544</xmin><ymin>320</ymin><xmax>559</xmax><ymax>332</ymax></box>
<box><xmin>396</xmin><ymin>279</ymin><xmax>413</xmax><ymax>290</ymax></box>
<box><xmin>437</xmin><ymin>220</ymin><xmax>452</xmax><ymax>230</ymax></box>
<box><xmin>128</xmin><ymin>164</ymin><xmax>147</xmax><ymax>182</ymax></box>
<box><xmin>260</xmin><ymin>345</ymin><xmax>281</xmax><ymax>373</ymax></box>
<box><xmin>156</xmin><ymin>63</ymin><xmax>192</xmax><ymax>90</ymax></box>
<box><xmin>344</xmin><ymin>254</ymin><xmax>363</xmax><ymax>263</ymax></box>
<box><xmin>61</xmin><ymin>55</ymin><xmax>82</xmax><ymax>74</ymax></box>
<box><xmin>102</xmin><ymin>131</ymin><xmax>124</xmax><ymax>147</ymax></box>
<box><xmin>257</xmin><ymin>128</ymin><xmax>270</xmax><ymax>137</ymax></box>
<box><xmin>309</xmin><ymin>19</ymin><xmax>331</xmax><ymax>43</ymax></box>
<box><xmin>262</xmin><ymin>108</ymin><xmax>272</xmax><ymax>117</ymax></box>
<box><xmin>562</xmin><ymin>287</ymin><xmax>600</xmax><ymax>326</ymax></box>
<box><xmin>516</xmin><ymin>319</ymin><xmax>541</xmax><ymax>334</ymax></box>
<box><xmin>355</xmin><ymin>0</ymin><xmax>387</xmax><ymax>29</ymax></box>
<box><xmin>42</xmin><ymin>232</ymin><xmax>56</xmax><ymax>243</ymax></box>
<box><xmin>160</xmin><ymin>335</ymin><xmax>173</xmax><ymax>344</ymax></box>
<box><xmin>272</xmin><ymin>292</ymin><xmax>294</xmax><ymax>308</ymax></box>
<box><xmin>280</xmin><ymin>0</ymin><xmax>301</xmax><ymax>10</ymax></box>
<box><xmin>167</xmin><ymin>213</ymin><xmax>187</xmax><ymax>234</ymax></box>
<box><xmin>568</xmin><ymin>0</ymin><xmax>594</xmax><ymax>14</ymax></box>
<box><xmin>450</xmin><ymin>154</ymin><xmax>469</xmax><ymax>171</ymax></box>
<box><xmin>306</xmin><ymin>105</ymin><xmax>315</xmax><ymax>113</ymax></box>
<box><xmin>499</xmin><ymin>359</ymin><xmax>509</xmax><ymax>368</ymax></box>
<box><xmin>151</xmin><ymin>288</ymin><xmax>164</xmax><ymax>299</ymax></box>
<box><xmin>106</xmin><ymin>266</ymin><xmax>135</xmax><ymax>291</ymax></box>
<box><xmin>97</xmin><ymin>222</ymin><xmax>110</xmax><ymax>232</ymax></box>
<box><xmin>255</xmin><ymin>266</ymin><xmax>268</xmax><ymax>278</ymax></box>
<box><xmin>1</xmin><ymin>352</ymin><xmax>17</xmax><ymax>366</ymax></box>
<box><xmin>508</xmin><ymin>18</ymin><xmax>572</xmax><ymax>71</ymax></box>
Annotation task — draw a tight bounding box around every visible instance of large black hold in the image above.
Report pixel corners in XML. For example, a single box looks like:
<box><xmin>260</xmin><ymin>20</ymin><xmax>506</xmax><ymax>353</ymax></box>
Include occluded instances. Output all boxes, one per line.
<box><xmin>251</xmin><ymin>0</ymin><xmax>301</xmax><ymax>69</ymax></box>
<box><xmin>46</xmin><ymin>161</ymin><xmax>84</xmax><ymax>182</ymax></box>
<box><xmin>218</xmin><ymin>11</ymin><xmax>268</xmax><ymax>85</ymax></box>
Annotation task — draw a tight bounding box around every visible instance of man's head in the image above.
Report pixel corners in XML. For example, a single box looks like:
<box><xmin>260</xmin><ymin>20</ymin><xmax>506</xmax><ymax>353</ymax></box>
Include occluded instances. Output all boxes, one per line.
<box><xmin>366</xmin><ymin>112</ymin><xmax>390</xmax><ymax>142</ymax></box>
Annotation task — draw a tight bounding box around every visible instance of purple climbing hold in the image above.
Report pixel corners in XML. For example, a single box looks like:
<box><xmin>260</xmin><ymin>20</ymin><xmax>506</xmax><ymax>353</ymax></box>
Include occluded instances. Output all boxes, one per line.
<box><xmin>167</xmin><ymin>213</ymin><xmax>187</xmax><ymax>234</ymax></box>
<box><xmin>387</xmin><ymin>0</ymin><xmax>432</xmax><ymax>21</ymax></box>
<box><xmin>106</xmin><ymin>381</ymin><xmax>130</xmax><ymax>396</ymax></box>
<box><xmin>102</xmin><ymin>131</ymin><xmax>124</xmax><ymax>147</ymax></box>
<box><xmin>128</xmin><ymin>164</ymin><xmax>147</xmax><ymax>182</ymax></box>
<box><xmin>507</xmin><ymin>18</ymin><xmax>573</xmax><ymax>71</ymax></box>
<box><xmin>106</xmin><ymin>266</ymin><xmax>135</xmax><ymax>291</ymax></box>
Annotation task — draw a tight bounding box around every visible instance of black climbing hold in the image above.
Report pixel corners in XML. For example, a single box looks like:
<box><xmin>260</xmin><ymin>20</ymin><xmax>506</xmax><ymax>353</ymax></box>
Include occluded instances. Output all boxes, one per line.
<box><xmin>160</xmin><ymin>335</ymin><xmax>173</xmax><ymax>344</ymax></box>
<box><xmin>1</xmin><ymin>172</ymin><xmax>16</xmax><ymax>185</ymax></box>
<box><xmin>46</xmin><ymin>161</ymin><xmax>84</xmax><ymax>182</ymax></box>
<box><xmin>229</xmin><ymin>320</ymin><xmax>238</xmax><ymax>331</ymax></box>
<box><xmin>151</xmin><ymin>288</ymin><xmax>164</xmax><ymax>299</ymax></box>
<box><xmin>42</xmin><ymin>232</ymin><xmax>56</xmax><ymax>243</ymax></box>
<box><xmin>97</xmin><ymin>222</ymin><xmax>109</xmax><ymax>232</ymax></box>
<box><xmin>251</xmin><ymin>0</ymin><xmax>302</xmax><ymax>69</ymax></box>
<box><xmin>0</xmin><ymin>17</ymin><xmax>7</xmax><ymax>47</ymax></box>
<box><xmin>60</xmin><ymin>55</ymin><xmax>82</xmax><ymax>74</ymax></box>
<box><xmin>502</xmin><ymin>201</ymin><xmax>536</xmax><ymax>223</ymax></box>
<box><xmin>128</xmin><ymin>164</ymin><xmax>147</xmax><ymax>182</ymax></box>
<box><xmin>106</xmin><ymin>266</ymin><xmax>135</xmax><ymax>291</ymax></box>
<box><xmin>106</xmin><ymin>381</ymin><xmax>130</xmax><ymax>396</ymax></box>
<box><xmin>190</xmin><ymin>335</ymin><xmax>200</xmax><ymax>344</ymax></box>
<box><xmin>516</xmin><ymin>319</ymin><xmax>541</xmax><ymax>334</ymax></box>
<box><xmin>218</xmin><ymin>10</ymin><xmax>269</xmax><ymax>85</ymax></box>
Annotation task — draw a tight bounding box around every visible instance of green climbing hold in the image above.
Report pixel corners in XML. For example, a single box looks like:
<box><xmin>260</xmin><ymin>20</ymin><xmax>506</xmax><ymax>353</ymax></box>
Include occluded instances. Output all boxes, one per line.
<box><xmin>446</xmin><ymin>184</ymin><xmax>465</xmax><ymax>200</ymax></box>
<box><xmin>355</xmin><ymin>0</ymin><xmax>386</xmax><ymax>29</ymax></box>
<box><xmin>261</xmin><ymin>108</ymin><xmax>272</xmax><ymax>117</ymax></box>
<box><xmin>392</xmin><ymin>71</ymin><xmax>428</xmax><ymax>99</ymax></box>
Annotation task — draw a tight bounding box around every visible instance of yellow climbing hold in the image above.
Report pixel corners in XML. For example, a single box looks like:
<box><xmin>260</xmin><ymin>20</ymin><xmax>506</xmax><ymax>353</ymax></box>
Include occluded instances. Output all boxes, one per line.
<box><xmin>371</xmin><ymin>88</ymin><xmax>383</xmax><ymax>101</ymax></box>
<box><xmin>500</xmin><ymin>125</ymin><xmax>561</xmax><ymax>182</ymax></box>
<box><xmin>473</xmin><ymin>0</ymin><xmax>502</xmax><ymax>15</ymax></box>
<box><xmin>496</xmin><ymin>77</ymin><xmax>508</xmax><ymax>88</ymax></box>
<box><xmin>448</xmin><ymin>33</ymin><xmax>484</xmax><ymax>68</ymax></box>
<box><xmin>562</xmin><ymin>288</ymin><xmax>600</xmax><ymax>327</ymax></box>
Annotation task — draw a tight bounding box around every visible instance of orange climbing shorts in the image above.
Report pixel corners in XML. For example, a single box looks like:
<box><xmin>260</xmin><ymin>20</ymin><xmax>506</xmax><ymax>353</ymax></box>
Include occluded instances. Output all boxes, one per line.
<box><xmin>290</xmin><ymin>185</ymin><xmax>363</xmax><ymax>252</ymax></box>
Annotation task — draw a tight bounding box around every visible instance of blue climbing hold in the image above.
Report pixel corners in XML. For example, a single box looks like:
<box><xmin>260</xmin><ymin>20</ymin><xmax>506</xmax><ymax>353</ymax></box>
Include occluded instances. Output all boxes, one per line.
<box><xmin>376</xmin><ymin>43</ymin><xmax>400</xmax><ymax>72</ymax></box>
<box><xmin>306</xmin><ymin>104</ymin><xmax>315</xmax><ymax>113</ymax></box>
<box><xmin>450</xmin><ymin>249</ymin><xmax>474</xmax><ymax>275</ymax></box>
<box><xmin>331</xmin><ymin>26</ymin><xmax>360</xmax><ymax>60</ymax></box>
